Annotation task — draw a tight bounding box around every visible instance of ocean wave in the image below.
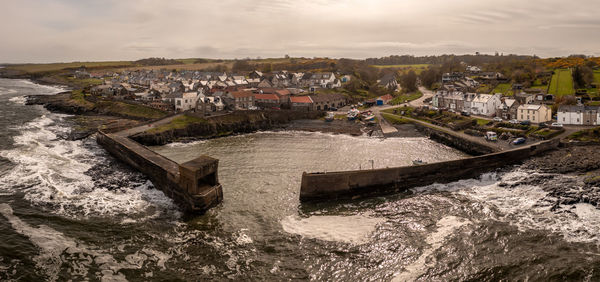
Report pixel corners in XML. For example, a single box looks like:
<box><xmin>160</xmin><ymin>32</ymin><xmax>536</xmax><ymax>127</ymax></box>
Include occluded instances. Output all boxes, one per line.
<box><xmin>0</xmin><ymin>113</ymin><xmax>178</xmax><ymax>220</ymax></box>
<box><xmin>0</xmin><ymin>203</ymin><xmax>171</xmax><ymax>281</ymax></box>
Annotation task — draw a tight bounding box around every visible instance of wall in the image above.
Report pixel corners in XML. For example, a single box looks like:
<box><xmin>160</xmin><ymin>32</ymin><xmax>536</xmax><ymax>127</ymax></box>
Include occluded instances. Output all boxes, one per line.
<box><xmin>97</xmin><ymin>131</ymin><xmax>223</xmax><ymax>213</ymax></box>
<box><xmin>300</xmin><ymin>139</ymin><xmax>559</xmax><ymax>201</ymax></box>
<box><xmin>413</xmin><ymin>123</ymin><xmax>497</xmax><ymax>156</ymax></box>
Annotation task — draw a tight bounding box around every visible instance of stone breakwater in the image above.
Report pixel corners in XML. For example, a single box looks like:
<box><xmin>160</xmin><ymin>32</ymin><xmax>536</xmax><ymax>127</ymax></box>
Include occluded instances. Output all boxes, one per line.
<box><xmin>131</xmin><ymin>110</ymin><xmax>324</xmax><ymax>146</ymax></box>
<box><xmin>96</xmin><ymin>130</ymin><xmax>223</xmax><ymax>214</ymax></box>
<box><xmin>300</xmin><ymin>139</ymin><xmax>560</xmax><ymax>201</ymax></box>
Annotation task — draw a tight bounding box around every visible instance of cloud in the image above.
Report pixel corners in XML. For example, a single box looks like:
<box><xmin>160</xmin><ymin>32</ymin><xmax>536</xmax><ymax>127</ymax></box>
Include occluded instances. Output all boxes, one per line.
<box><xmin>1</xmin><ymin>0</ymin><xmax>600</xmax><ymax>63</ymax></box>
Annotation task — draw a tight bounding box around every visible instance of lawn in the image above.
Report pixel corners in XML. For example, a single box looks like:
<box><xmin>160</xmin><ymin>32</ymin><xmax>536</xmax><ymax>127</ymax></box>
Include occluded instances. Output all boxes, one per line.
<box><xmin>492</xmin><ymin>83</ymin><xmax>514</xmax><ymax>96</ymax></box>
<box><xmin>371</xmin><ymin>64</ymin><xmax>430</xmax><ymax>75</ymax></box>
<box><xmin>381</xmin><ymin>113</ymin><xmax>411</xmax><ymax>124</ymax></box>
<box><xmin>548</xmin><ymin>69</ymin><xmax>575</xmax><ymax>96</ymax></box>
<box><xmin>96</xmin><ymin>101</ymin><xmax>169</xmax><ymax>120</ymax></box>
<box><xmin>147</xmin><ymin>114</ymin><xmax>207</xmax><ymax>134</ymax></box>
<box><xmin>390</xmin><ymin>91</ymin><xmax>423</xmax><ymax>105</ymax></box>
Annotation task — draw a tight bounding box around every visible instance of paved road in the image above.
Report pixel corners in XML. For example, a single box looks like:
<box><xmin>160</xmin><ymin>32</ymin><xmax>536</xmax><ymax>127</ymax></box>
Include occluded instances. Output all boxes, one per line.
<box><xmin>115</xmin><ymin>113</ymin><xmax>184</xmax><ymax>137</ymax></box>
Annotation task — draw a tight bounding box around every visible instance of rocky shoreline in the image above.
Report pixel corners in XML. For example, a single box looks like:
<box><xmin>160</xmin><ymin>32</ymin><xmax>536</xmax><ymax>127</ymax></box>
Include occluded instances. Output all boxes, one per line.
<box><xmin>510</xmin><ymin>144</ymin><xmax>600</xmax><ymax>207</ymax></box>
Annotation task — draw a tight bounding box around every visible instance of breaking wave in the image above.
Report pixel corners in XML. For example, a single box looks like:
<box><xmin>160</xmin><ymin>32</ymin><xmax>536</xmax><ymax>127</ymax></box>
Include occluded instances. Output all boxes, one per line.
<box><xmin>0</xmin><ymin>113</ymin><xmax>178</xmax><ymax>220</ymax></box>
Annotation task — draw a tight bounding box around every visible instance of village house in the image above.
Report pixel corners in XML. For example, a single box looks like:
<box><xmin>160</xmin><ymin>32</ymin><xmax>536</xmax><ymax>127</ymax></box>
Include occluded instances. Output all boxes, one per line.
<box><xmin>254</xmin><ymin>93</ymin><xmax>281</xmax><ymax>109</ymax></box>
<box><xmin>557</xmin><ymin>105</ymin><xmax>600</xmax><ymax>125</ymax></box>
<box><xmin>468</xmin><ymin>93</ymin><xmax>502</xmax><ymax>116</ymax></box>
<box><xmin>442</xmin><ymin>72</ymin><xmax>465</xmax><ymax>83</ymax></box>
<box><xmin>289</xmin><ymin>96</ymin><xmax>314</xmax><ymax>111</ymax></box>
<box><xmin>517</xmin><ymin>104</ymin><xmax>552</xmax><ymax>123</ymax></box>
<box><xmin>228</xmin><ymin>91</ymin><xmax>255</xmax><ymax>110</ymax></box>
<box><xmin>497</xmin><ymin>98</ymin><xmax>519</xmax><ymax>120</ymax></box>
<box><xmin>376</xmin><ymin>94</ymin><xmax>394</xmax><ymax>106</ymax></box>
<box><xmin>310</xmin><ymin>72</ymin><xmax>337</xmax><ymax>88</ymax></box>
<box><xmin>309</xmin><ymin>93</ymin><xmax>347</xmax><ymax>110</ymax></box>
<box><xmin>163</xmin><ymin>92</ymin><xmax>199</xmax><ymax>112</ymax></box>
<box><xmin>377</xmin><ymin>73</ymin><xmax>398</xmax><ymax>90</ymax></box>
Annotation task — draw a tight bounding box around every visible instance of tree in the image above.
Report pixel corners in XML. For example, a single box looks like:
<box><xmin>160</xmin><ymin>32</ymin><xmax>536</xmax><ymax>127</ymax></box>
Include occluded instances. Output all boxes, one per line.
<box><xmin>419</xmin><ymin>67</ymin><xmax>441</xmax><ymax>89</ymax></box>
<box><xmin>400</xmin><ymin>70</ymin><xmax>418</xmax><ymax>92</ymax></box>
<box><xmin>573</xmin><ymin>65</ymin><xmax>594</xmax><ymax>89</ymax></box>
<box><xmin>232</xmin><ymin>60</ymin><xmax>252</xmax><ymax>73</ymax></box>
<box><xmin>261</xmin><ymin>63</ymin><xmax>273</xmax><ymax>73</ymax></box>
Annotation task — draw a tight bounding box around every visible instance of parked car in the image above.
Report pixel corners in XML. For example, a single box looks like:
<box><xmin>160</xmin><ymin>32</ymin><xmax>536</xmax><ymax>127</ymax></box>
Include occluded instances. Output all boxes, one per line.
<box><xmin>460</xmin><ymin>111</ymin><xmax>471</xmax><ymax>116</ymax></box>
<box><xmin>509</xmin><ymin>119</ymin><xmax>519</xmax><ymax>124</ymax></box>
<box><xmin>520</xmin><ymin>120</ymin><xmax>531</xmax><ymax>126</ymax></box>
<box><xmin>551</xmin><ymin>122</ymin><xmax>563</xmax><ymax>128</ymax></box>
<box><xmin>485</xmin><ymin>131</ymin><xmax>498</xmax><ymax>141</ymax></box>
<box><xmin>270</xmin><ymin>107</ymin><xmax>281</xmax><ymax>110</ymax></box>
<box><xmin>430</xmin><ymin>106</ymin><xmax>439</xmax><ymax>111</ymax></box>
<box><xmin>493</xmin><ymin>117</ymin><xmax>503</xmax><ymax>122</ymax></box>
<box><xmin>512</xmin><ymin>137</ymin><xmax>527</xmax><ymax>145</ymax></box>
<box><xmin>329</xmin><ymin>107</ymin><xmax>338</xmax><ymax>111</ymax></box>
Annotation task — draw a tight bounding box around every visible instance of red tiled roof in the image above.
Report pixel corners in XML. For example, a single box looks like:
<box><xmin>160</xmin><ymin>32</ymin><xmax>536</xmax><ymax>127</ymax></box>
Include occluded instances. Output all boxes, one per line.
<box><xmin>254</xmin><ymin>94</ymin><xmax>279</xmax><ymax>100</ymax></box>
<box><xmin>378</xmin><ymin>94</ymin><xmax>393</xmax><ymax>102</ymax></box>
<box><xmin>290</xmin><ymin>96</ymin><xmax>313</xmax><ymax>103</ymax></box>
<box><xmin>275</xmin><ymin>89</ymin><xmax>291</xmax><ymax>96</ymax></box>
<box><xmin>230</xmin><ymin>91</ymin><xmax>254</xmax><ymax>98</ymax></box>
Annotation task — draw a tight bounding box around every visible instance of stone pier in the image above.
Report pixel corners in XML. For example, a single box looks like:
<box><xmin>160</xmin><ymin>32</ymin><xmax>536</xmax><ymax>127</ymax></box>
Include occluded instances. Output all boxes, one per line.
<box><xmin>97</xmin><ymin>130</ymin><xmax>223</xmax><ymax>214</ymax></box>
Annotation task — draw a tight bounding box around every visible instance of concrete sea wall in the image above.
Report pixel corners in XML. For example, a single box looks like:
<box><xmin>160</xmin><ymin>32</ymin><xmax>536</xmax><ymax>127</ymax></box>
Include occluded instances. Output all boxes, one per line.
<box><xmin>300</xmin><ymin>139</ymin><xmax>560</xmax><ymax>201</ymax></box>
<box><xmin>97</xmin><ymin>131</ymin><xmax>223</xmax><ymax>213</ymax></box>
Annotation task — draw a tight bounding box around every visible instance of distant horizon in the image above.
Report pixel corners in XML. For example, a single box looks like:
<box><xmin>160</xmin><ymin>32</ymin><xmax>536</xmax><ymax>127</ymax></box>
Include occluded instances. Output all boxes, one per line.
<box><xmin>1</xmin><ymin>52</ymin><xmax>594</xmax><ymax>66</ymax></box>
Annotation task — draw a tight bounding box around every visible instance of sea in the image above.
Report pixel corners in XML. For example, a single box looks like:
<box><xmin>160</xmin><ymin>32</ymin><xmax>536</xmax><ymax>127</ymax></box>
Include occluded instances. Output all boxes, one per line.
<box><xmin>0</xmin><ymin>78</ymin><xmax>599</xmax><ymax>281</ymax></box>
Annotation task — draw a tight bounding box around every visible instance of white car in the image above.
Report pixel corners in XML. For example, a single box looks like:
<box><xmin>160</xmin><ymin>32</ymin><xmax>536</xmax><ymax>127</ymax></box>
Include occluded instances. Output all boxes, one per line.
<box><xmin>492</xmin><ymin>117</ymin><xmax>503</xmax><ymax>122</ymax></box>
<box><xmin>551</xmin><ymin>122</ymin><xmax>563</xmax><ymax>128</ymax></box>
<box><xmin>509</xmin><ymin>119</ymin><xmax>519</xmax><ymax>124</ymax></box>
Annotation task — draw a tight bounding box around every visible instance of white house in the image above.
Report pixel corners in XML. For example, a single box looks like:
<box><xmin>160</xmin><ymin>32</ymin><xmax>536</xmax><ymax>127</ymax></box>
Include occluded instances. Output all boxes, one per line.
<box><xmin>517</xmin><ymin>104</ymin><xmax>552</xmax><ymax>123</ymax></box>
<box><xmin>171</xmin><ymin>92</ymin><xmax>199</xmax><ymax>112</ymax></box>
<box><xmin>557</xmin><ymin>105</ymin><xmax>600</xmax><ymax>125</ymax></box>
<box><xmin>469</xmin><ymin>93</ymin><xmax>502</xmax><ymax>116</ymax></box>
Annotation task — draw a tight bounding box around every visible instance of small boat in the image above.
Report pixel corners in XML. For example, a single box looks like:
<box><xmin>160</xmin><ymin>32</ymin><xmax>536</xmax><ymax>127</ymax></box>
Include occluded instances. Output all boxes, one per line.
<box><xmin>362</xmin><ymin>111</ymin><xmax>375</xmax><ymax>121</ymax></box>
<box><xmin>347</xmin><ymin>108</ymin><xmax>360</xmax><ymax>121</ymax></box>
<box><xmin>325</xmin><ymin>112</ymin><xmax>335</xmax><ymax>122</ymax></box>
<box><xmin>412</xmin><ymin>159</ymin><xmax>428</xmax><ymax>166</ymax></box>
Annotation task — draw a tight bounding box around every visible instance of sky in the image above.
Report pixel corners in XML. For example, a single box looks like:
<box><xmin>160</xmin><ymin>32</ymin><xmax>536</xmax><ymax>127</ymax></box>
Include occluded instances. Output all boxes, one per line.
<box><xmin>1</xmin><ymin>0</ymin><xmax>600</xmax><ymax>63</ymax></box>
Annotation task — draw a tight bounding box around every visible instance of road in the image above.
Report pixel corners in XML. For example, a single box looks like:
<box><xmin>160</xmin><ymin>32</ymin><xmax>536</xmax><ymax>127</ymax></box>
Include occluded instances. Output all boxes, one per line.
<box><xmin>115</xmin><ymin>113</ymin><xmax>184</xmax><ymax>137</ymax></box>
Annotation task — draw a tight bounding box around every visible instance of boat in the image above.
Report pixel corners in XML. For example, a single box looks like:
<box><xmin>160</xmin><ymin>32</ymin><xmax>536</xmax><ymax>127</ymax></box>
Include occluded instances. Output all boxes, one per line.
<box><xmin>347</xmin><ymin>108</ymin><xmax>360</xmax><ymax>121</ymax></box>
<box><xmin>361</xmin><ymin>111</ymin><xmax>375</xmax><ymax>121</ymax></box>
<box><xmin>325</xmin><ymin>112</ymin><xmax>335</xmax><ymax>122</ymax></box>
<box><xmin>412</xmin><ymin>159</ymin><xmax>428</xmax><ymax>166</ymax></box>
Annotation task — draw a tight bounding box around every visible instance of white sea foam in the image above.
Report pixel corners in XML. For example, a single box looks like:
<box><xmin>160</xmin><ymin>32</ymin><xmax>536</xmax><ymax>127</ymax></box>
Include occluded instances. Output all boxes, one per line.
<box><xmin>0</xmin><ymin>114</ymin><xmax>177</xmax><ymax>219</ymax></box>
<box><xmin>8</xmin><ymin>96</ymin><xmax>26</xmax><ymax>104</ymax></box>
<box><xmin>415</xmin><ymin>169</ymin><xmax>600</xmax><ymax>245</ymax></box>
<box><xmin>393</xmin><ymin>216</ymin><xmax>471</xmax><ymax>281</ymax></box>
<box><xmin>281</xmin><ymin>214</ymin><xmax>385</xmax><ymax>245</ymax></box>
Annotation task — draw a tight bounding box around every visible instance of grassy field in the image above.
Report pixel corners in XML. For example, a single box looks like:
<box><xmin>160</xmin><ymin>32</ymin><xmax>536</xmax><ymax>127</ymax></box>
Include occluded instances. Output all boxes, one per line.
<box><xmin>390</xmin><ymin>91</ymin><xmax>423</xmax><ymax>105</ymax></box>
<box><xmin>381</xmin><ymin>113</ymin><xmax>411</xmax><ymax>124</ymax></box>
<box><xmin>95</xmin><ymin>101</ymin><xmax>168</xmax><ymax>120</ymax></box>
<box><xmin>148</xmin><ymin>114</ymin><xmax>207</xmax><ymax>133</ymax></box>
<box><xmin>492</xmin><ymin>83</ymin><xmax>514</xmax><ymax>96</ymax></box>
<box><xmin>371</xmin><ymin>64</ymin><xmax>430</xmax><ymax>75</ymax></box>
<box><xmin>548</xmin><ymin>69</ymin><xmax>575</xmax><ymax>96</ymax></box>
<box><xmin>5</xmin><ymin>61</ymin><xmax>133</xmax><ymax>73</ymax></box>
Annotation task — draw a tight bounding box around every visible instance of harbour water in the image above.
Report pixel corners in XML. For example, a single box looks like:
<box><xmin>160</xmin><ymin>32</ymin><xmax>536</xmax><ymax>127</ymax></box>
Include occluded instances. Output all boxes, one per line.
<box><xmin>1</xmin><ymin>78</ymin><xmax>600</xmax><ymax>281</ymax></box>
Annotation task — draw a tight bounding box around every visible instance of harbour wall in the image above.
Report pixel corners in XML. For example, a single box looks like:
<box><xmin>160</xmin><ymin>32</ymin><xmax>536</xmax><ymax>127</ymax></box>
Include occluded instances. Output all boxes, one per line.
<box><xmin>300</xmin><ymin>139</ymin><xmax>559</xmax><ymax>201</ymax></box>
<box><xmin>97</xmin><ymin>131</ymin><xmax>223</xmax><ymax>213</ymax></box>
<box><xmin>413</xmin><ymin>122</ymin><xmax>497</xmax><ymax>156</ymax></box>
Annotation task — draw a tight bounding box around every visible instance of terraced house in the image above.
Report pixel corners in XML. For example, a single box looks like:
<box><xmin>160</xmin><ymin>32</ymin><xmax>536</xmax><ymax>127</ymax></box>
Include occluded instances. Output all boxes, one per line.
<box><xmin>557</xmin><ymin>105</ymin><xmax>600</xmax><ymax>125</ymax></box>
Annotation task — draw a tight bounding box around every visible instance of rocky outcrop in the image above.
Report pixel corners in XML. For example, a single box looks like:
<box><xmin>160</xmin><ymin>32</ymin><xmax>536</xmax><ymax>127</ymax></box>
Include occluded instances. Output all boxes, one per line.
<box><xmin>131</xmin><ymin>111</ymin><xmax>325</xmax><ymax>146</ymax></box>
<box><xmin>27</xmin><ymin>92</ymin><xmax>94</xmax><ymax>115</ymax></box>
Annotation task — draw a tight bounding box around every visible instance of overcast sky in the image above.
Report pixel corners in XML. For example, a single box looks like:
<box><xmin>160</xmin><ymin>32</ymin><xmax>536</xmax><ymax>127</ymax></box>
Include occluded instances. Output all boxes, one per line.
<box><xmin>1</xmin><ymin>0</ymin><xmax>599</xmax><ymax>63</ymax></box>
